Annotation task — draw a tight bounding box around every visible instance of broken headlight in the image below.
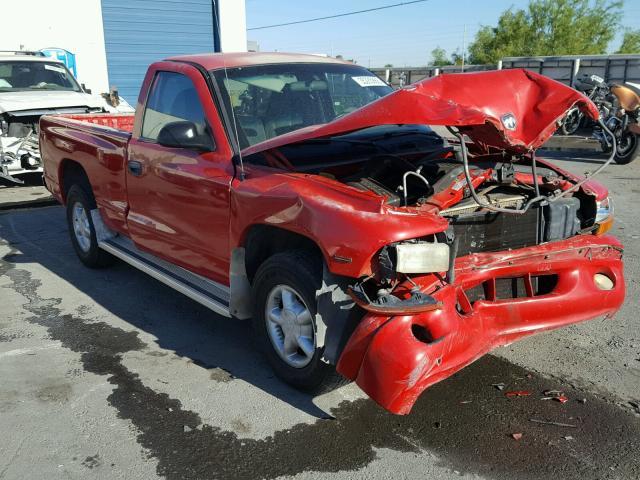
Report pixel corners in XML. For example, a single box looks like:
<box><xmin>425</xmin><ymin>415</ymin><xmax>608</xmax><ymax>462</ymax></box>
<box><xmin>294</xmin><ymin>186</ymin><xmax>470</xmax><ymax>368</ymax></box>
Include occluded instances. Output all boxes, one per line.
<box><xmin>594</xmin><ymin>196</ymin><xmax>614</xmax><ymax>235</ymax></box>
<box><xmin>595</xmin><ymin>197</ymin><xmax>613</xmax><ymax>223</ymax></box>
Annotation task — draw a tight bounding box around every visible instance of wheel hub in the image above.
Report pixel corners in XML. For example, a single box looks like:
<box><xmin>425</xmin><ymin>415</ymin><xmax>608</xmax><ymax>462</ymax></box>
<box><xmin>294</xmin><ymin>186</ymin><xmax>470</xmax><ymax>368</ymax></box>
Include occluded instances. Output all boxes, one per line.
<box><xmin>72</xmin><ymin>202</ymin><xmax>91</xmax><ymax>253</ymax></box>
<box><xmin>265</xmin><ymin>285</ymin><xmax>316</xmax><ymax>368</ymax></box>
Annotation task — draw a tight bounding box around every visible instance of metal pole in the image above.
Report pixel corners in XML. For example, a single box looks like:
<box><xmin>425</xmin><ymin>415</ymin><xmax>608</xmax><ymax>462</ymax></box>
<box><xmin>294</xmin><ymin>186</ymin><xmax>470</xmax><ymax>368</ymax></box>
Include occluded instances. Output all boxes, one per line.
<box><xmin>461</xmin><ymin>24</ymin><xmax>466</xmax><ymax>72</ymax></box>
<box><xmin>570</xmin><ymin>58</ymin><xmax>581</xmax><ymax>87</ymax></box>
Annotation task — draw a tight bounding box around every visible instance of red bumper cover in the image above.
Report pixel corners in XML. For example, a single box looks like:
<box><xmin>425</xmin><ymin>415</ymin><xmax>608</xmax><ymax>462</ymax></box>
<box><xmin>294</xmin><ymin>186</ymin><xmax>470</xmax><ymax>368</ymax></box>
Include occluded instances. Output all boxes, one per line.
<box><xmin>337</xmin><ymin>235</ymin><xmax>625</xmax><ymax>414</ymax></box>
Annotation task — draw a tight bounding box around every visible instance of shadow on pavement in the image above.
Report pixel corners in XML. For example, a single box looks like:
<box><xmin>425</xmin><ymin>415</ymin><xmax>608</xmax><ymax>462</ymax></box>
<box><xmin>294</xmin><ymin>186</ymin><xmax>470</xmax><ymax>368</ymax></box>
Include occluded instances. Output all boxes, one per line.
<box><xmin>0</xmin><ymin>205</ymin><xmax>330</xmax><ymax>419</ymax></box>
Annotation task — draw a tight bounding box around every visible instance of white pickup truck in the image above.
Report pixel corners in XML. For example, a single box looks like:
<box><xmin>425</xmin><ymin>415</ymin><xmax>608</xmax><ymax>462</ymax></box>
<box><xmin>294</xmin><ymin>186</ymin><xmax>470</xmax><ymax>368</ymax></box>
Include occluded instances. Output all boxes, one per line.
<box><xmin>0</xmin><ymin>51</ymin><xmax>133</xmax><ymax>185</ymax></box>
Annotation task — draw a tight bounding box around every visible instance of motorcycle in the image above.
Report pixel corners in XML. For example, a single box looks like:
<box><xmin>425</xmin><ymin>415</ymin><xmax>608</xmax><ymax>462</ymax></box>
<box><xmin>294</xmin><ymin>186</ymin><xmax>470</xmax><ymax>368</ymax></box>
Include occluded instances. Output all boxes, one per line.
<box><xmin>561</xmin><ymin>74</ymin><xmax>640</xmax><ymax>164</ymax></box>
<box><xmin>560</xmin><ymin>74</ymin><xmax>609</xmax><ymax>135</ymax></box>
<box><xmin>595</xmin><ymin>81</ymin><xmax>640</xmax><ymax>164</ymax></box>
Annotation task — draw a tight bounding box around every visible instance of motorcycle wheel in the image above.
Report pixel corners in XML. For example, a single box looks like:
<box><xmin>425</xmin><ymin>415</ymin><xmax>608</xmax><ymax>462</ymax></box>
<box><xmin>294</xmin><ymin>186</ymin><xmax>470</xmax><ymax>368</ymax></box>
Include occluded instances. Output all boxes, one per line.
<box><xmin>560</xmin><ymin>108</ymin><xmax>583</xmax><ymax>135</ymax></box>
<box><xmin>614</xmin><ymin>132</ymin><xmax>639</xmax><ymax>165</ymax></box>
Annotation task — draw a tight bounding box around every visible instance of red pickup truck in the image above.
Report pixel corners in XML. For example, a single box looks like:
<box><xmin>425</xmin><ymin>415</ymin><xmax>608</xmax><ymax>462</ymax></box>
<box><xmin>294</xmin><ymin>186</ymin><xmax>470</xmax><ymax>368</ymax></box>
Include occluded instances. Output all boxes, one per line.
<box><xmin>40</xmin><ymin>53</ymin><xmax>625</xmax><ymax>414</ymax></box>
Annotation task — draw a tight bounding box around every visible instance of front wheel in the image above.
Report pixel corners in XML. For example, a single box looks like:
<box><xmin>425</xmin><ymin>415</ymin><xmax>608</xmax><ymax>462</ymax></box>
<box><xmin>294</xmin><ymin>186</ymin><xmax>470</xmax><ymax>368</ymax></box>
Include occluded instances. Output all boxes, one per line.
<box><xmin>560</xmin><ymin>108</ymin><xmax>583</xmax><ymax>135</ymax></box>
<box><xmin>251</xmin><ymin>250</ymin><xmax>346</xmax><ymax>392</ymax></box>
<box><xmin>614</xmin><ymin>132</ymin><xmax>639</xmax><ymax>164</ymax></box>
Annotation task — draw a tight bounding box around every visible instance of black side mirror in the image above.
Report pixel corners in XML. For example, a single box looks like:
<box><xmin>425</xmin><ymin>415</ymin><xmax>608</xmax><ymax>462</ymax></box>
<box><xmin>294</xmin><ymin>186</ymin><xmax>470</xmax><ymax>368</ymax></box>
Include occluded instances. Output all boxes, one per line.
<box><xmin>81</xmin><ymin>83</ymin><xmax>92</xmax><ymax>94</ymax></box>
<box><xmin>157</xmin><ymin>121</ymin><xmax>214</xmax><ymax>152</ymax></box>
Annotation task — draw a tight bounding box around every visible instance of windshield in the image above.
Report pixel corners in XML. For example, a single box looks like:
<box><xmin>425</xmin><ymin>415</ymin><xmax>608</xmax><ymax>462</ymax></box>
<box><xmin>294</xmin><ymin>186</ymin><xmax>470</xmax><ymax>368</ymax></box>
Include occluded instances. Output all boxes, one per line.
<box><xmin>0</xmin><ymin>61</ymin><xmax>81</xmax><ymax>92</ymax></box>
<box><xmin>211</xmin><ymin>63</ymin><xmax>393</xmax><ymax>148</ymax></box>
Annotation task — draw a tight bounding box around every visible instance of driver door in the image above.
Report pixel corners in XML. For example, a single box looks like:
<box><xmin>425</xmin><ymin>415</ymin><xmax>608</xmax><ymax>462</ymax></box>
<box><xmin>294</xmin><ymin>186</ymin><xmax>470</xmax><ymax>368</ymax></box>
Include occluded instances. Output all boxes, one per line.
<box><xmin>125</xmin><ymin>64</ymin><xmax>234</xmax><ymax>284</ymax></box>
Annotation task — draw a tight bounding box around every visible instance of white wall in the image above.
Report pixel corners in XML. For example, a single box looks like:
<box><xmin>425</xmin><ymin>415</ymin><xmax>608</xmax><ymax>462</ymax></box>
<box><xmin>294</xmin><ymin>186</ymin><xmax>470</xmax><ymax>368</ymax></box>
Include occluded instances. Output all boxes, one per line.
<box><xmin>218</xmin><ymin>0</ymin><xmax>247</xmax><ymax>52</ymax></box>
<box><xmin>0</xmin><ymin>0</ymin><xmax>110</xmax><ymax>93</ymax></box>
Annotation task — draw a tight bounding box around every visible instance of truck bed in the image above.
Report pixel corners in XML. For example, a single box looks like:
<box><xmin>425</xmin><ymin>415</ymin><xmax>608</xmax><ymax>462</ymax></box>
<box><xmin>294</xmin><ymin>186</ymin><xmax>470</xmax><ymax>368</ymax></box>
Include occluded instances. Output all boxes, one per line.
<box><xmin>55</xmin><ymin>112</ymin><xmax>135</xmax><ymax>132</ymax></box>
<box><xmin>40</xmin><ymin>113</ymin><xmax>134</xmax><ymax>234</ymax></box>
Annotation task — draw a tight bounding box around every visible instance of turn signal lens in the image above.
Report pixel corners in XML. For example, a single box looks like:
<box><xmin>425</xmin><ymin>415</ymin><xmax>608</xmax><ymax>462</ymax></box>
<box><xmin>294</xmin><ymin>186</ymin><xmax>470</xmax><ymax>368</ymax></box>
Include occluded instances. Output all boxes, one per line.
<box><xmin>595</xmin><ymin>216</ymin><xmax>614</xmax><ymax>235</ymax></box>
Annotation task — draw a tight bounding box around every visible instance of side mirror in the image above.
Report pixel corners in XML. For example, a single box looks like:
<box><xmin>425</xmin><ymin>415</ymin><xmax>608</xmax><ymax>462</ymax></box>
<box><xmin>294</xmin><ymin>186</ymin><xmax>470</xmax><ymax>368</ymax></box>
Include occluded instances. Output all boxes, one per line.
<box><xmin>157</xmin><ymin>121</ymin><xmax>214</xmax><ymax>152</ymax></box>
<box><xmin>81</xmin><ymin>83</ymin><xmax>92</xmax><ymax>94</ymax></box>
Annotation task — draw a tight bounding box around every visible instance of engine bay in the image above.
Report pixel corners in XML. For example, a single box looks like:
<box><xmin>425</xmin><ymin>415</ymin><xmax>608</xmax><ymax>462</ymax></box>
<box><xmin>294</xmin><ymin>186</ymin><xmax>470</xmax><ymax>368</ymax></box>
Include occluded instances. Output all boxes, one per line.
<box><xmin>246</xmin><ymin>125</ymin><xmax>601</xmax><ymax>266</ymax></box>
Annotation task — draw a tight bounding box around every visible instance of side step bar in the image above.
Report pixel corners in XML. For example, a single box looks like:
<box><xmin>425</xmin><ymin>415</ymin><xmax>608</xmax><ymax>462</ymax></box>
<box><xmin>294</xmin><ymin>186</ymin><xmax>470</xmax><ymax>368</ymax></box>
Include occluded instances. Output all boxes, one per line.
<box><xmin>98</xmin><ymin>236</ymin><xmax>231</xmax><ymax>317</ymax></box>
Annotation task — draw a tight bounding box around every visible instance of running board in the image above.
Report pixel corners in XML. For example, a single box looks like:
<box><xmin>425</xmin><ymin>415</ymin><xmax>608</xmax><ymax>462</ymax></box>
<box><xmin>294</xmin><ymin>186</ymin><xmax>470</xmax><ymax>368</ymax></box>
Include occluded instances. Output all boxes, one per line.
<box><xmin>99</xmin><ymin>236</ymin><xmax>231</xmax><ymax>317</ymax></box>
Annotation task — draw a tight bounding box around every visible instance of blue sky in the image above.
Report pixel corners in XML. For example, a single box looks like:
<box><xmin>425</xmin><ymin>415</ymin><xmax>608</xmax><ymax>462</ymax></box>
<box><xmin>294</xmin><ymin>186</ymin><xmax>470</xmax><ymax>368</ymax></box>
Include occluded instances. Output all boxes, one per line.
<box><xmin>245</xmin><ymin>0</ymin><xmax>640</xmax><ymax>67</ymax></box>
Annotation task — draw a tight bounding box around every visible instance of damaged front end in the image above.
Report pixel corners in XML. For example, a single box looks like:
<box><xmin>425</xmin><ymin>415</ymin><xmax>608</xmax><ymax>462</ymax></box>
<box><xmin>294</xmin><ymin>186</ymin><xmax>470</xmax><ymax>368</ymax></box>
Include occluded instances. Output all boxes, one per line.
<box><xmin>0</xmin><ymin>113</ymin><xmax>42</xmax><ymax>184</ymax></box>
<box><xmin>337</xmin><ymin>235</ymin><xmax>624</xmax><ymax>414</ymax></box>
<box><xmin>239</xmin><ymin>68</ymin><xmax>625</xmax><ymax>414</ymax></box>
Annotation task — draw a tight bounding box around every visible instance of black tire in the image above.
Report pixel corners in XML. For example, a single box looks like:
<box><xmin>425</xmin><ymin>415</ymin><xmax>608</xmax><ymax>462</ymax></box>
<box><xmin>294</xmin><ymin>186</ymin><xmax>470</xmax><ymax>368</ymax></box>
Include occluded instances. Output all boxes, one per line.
<box><xmin>614</xmin><ymin>132</ymin><xmax>639</xmax><ymax>165</ymax></box>
<box><xmin>251</xmin><ymin>250</ymin><xmax>348</xmax><ymax>392</ymax></box>
<box><xmin>66</xmin><ymin>184</ymin><xmax>115</xmax><ymax>268</ymax></box>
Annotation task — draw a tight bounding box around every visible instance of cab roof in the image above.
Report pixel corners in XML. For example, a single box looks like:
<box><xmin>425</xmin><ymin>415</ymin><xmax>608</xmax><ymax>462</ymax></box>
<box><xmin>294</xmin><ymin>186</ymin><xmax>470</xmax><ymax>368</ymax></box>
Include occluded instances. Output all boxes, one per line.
<box><xmin>165</xmin><ymin>52</ymin><xmax>353</xmax><ymax>70</ymax></box>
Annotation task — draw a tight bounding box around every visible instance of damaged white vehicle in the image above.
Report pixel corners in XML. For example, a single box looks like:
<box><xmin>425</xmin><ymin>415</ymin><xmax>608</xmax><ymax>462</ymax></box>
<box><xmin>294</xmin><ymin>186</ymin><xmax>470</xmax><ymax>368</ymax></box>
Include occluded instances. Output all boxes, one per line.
<box><xmin>0</xmin><ymin>51</ymin><xmax>133</xmax><ymax>185</ymax></box>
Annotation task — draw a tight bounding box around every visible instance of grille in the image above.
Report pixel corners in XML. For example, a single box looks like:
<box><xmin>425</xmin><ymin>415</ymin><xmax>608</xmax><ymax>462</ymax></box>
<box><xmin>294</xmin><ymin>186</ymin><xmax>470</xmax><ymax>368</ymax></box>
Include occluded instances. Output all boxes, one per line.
<box><xmin>451</xmin><ymin>207</ymin><xmax>540</xmax><ymax>257</ymax></box>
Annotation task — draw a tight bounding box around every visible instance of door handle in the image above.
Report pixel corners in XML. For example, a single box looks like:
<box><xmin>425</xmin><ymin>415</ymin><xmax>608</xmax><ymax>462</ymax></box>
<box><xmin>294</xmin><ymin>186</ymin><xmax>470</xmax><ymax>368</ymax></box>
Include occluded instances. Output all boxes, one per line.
<box><xmin>127</xmin><ymin>160</ymin><xmax>143</xmax><ymax>176</ymax></box>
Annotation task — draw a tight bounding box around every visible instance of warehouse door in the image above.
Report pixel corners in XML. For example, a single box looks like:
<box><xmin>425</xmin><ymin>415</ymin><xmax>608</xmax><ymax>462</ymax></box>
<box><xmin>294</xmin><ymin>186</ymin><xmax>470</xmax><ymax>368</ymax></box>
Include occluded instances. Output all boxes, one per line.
<box><xmin>101</xmin><ymin>0</ymin><xmax>218</xmax><ymax>105</ymax></box>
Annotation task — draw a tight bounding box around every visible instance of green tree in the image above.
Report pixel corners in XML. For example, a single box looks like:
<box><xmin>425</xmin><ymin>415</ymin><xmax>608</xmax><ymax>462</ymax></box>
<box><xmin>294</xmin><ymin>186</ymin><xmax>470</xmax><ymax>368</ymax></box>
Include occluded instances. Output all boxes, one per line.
<box><xmin>468</xmin><ymin>0</ymin><xmax>623</xmax><ymax>64</ymax></box>
<box><xmin>450</xmin><ymin>49</ymin><xmax>464</xmax><ymax>66</ymax></box>
<box><xmin>384</xmin><ymin>63</ymin><xmax>394</xmax><ymax>68</ymax></box>
<box><xmin>430</xmin><ymin>46</ymin><xmax>453</xmax><ymax>66</ymax></box>
<box><xmin>616</xmin><ymin>29</ymin><xmax>640</xmax><ymax>53</ymax></box>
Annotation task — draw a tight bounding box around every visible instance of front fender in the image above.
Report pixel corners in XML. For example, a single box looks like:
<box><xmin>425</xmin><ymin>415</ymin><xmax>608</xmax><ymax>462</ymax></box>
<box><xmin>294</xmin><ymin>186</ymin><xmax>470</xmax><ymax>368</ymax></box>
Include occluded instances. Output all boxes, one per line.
<box><xmin>230</xmin><ymin>168</ymin><xmax>449</xmax><ymax>277</ymax></box>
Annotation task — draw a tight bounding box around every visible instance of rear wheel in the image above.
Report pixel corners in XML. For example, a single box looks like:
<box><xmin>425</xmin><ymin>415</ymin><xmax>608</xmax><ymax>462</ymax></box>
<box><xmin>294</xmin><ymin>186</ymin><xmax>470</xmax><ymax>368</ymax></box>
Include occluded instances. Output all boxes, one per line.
<box><xmin>614</xmin><ymin>132</ymin><xmax>639</xmax><ymax>164</ymax></box>
<box><xmin>66</xmin><ymin>185</ymin><xmax>115</xmax><ymax>268</ymax></box>
<box><xmin>251</xmin><ymin>250</ymin><xmax>347</xmax><ymax>392</ymax></box>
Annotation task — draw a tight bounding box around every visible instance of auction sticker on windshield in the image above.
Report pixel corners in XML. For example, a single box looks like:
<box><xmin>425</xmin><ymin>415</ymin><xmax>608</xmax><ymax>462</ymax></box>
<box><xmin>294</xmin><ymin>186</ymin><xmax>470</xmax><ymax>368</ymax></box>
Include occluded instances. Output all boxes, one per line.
<box><xmin>352</xmin><ymin>76</ymin><xmax>388</xmax><ymax>87</ymax></box>
<box><xmin>44</xmin><ymin>64</ymin><xmax>66</xmax><ymax>73</ymax></box>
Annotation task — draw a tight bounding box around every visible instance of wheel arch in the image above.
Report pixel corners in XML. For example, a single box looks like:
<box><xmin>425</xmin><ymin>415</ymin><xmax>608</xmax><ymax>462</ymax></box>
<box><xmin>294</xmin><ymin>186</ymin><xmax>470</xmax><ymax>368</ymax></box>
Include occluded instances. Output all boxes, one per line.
<box><xmin>240</xmin><ymin>224</ymin><xmax>328</xmax><ymax>284</ymax></box>
<box><xmin>59</xmin><ymin>159</ymin><xmax>91</xmax><ymax>204</ymax></box>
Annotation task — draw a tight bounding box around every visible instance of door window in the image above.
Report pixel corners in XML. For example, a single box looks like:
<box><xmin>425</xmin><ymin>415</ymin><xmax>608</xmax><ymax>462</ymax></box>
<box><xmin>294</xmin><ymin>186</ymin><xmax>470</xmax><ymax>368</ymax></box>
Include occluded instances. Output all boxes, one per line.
<box><xmin>141</xmin><ymin>71</ymin><xmax>207</xmax><ymax>141</ymax></box>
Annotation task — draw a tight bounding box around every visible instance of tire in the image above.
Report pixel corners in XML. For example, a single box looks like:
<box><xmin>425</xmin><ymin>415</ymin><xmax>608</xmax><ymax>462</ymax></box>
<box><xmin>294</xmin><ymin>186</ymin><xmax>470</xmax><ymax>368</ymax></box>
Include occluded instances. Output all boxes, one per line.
<box><xmin>251</xmin><ymin>250</ymin><xmax>348</xmax><ymax>392</ymax></box>
<box><xmin>560</xmin><ymin>108</ymin><xmax>582</xmax><ymax>135</ymax></box>
<box><xmin>614</xmin><ymin>132</ymin><xmax>639</xmax><ymax>165</ymax></box>
<box><xmin>66</xmin><ymin>184</ymin><xmax>115</xmax><ymax>268</ymax></box>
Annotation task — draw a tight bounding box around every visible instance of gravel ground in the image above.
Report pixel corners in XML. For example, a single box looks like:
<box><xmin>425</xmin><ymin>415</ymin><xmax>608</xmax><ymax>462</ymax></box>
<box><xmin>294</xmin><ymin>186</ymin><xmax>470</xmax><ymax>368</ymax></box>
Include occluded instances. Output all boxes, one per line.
<box><xmin>0</xmin><ymin>150</ymin><xmax>638</xmax><ymax>480</ymax></box>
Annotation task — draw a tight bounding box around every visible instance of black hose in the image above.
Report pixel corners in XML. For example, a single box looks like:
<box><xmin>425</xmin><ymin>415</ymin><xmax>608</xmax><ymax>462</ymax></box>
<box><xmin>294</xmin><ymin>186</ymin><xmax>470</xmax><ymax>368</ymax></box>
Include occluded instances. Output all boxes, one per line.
<box><xmin>454</xmin><ymin>132</ymin><xmax>546</xmax><ymax>215</ymax></box>
<box><xmin>531</xmin><ymin>150</ymin><xmax>541</xmax><ymax>198</ymax></box>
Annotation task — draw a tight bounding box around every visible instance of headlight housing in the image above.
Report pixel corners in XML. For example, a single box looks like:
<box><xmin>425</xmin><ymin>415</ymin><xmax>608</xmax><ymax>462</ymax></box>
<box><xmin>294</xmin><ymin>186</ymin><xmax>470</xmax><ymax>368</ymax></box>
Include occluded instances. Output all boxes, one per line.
<box><xmin>595</xmin><ymin>196</ymin><xmax>613</xmax><ymax>223</ymax></box>
<box><xmin>594</xmin><ymin>196</ymin><xmax>614</xmax><ymax>235</ymax></box>
<box><xmin>394</xmin><ymin>241</ymin><xmax>450</xmax><ymax>274</ymax></box>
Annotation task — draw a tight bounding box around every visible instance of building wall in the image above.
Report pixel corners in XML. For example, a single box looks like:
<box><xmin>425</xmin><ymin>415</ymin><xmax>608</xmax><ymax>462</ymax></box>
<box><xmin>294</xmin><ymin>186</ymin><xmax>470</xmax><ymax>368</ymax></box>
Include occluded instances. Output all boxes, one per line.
<box><xmin>218</xmin><ymin>0</ymin><xmax>247</xmax><ymax>52</ymax></box>
<box><xmin>101</xmin><ymin>0</ymin><xmax>247</xmax><ymax>104</ymax></box>
<box><xmin>0</xmin><ymin>0</ymin><xmax>110</xmax><ymax>93</ymax></box>
<box><xmin>101</xmin><ymin>0</ymin><xmax>219</xmax><ymax>104</ymax></box>
<box><xmin>0</xmin><ymin>0</ymin><xmax>247</xmax><ymax>102</ymax></box>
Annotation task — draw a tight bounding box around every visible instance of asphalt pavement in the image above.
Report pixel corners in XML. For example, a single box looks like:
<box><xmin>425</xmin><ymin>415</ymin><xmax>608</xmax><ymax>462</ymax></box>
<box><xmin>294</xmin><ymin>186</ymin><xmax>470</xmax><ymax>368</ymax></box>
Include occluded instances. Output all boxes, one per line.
<box><xmin>0</xmin><ymin>150</ymin><xmax>638</xmax><ymax>480</ymax></box>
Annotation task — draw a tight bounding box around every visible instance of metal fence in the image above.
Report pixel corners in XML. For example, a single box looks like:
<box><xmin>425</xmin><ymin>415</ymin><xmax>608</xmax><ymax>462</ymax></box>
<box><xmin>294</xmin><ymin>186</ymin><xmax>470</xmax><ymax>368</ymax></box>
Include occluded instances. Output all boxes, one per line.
<box><xmin>371</xmin><ymin>54</ymin><xmax>640</xmax><ymax>88</ymax></box>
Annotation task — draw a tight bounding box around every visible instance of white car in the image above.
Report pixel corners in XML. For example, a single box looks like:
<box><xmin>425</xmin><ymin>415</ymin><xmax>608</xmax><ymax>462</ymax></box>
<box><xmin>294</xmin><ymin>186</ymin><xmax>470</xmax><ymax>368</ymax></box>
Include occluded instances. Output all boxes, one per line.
<box><xmin>0</xmin><ymin>51</ymin><xmax>133</xmax><ymax>185</ymax></box>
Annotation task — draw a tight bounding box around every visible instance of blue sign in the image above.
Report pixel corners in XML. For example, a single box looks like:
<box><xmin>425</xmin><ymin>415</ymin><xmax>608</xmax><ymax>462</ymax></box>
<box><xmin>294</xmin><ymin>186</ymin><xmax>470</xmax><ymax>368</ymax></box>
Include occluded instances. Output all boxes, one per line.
<box><xmin>40</xmin><ymin>48</ymin><xmax>77</xmax><ymax>77</ymax></box>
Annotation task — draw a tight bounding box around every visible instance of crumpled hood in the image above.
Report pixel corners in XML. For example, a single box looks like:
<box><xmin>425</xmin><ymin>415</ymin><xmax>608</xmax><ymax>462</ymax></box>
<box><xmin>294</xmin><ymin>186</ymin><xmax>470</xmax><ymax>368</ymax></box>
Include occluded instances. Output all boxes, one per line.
<box><xmin>242</xmin><ymin>69</ymin><xmax>599</xmax><ymax>156</ymax></box>
<box><xmin>0</xmin><ymin>90</ymin><xmax>104</xmax><ymax>114</ymax></box>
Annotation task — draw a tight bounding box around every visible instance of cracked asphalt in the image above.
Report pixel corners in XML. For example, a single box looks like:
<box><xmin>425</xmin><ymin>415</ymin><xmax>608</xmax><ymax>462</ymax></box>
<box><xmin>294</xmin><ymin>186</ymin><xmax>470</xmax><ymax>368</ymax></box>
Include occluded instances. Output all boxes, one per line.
<box><xmin>0</xmin><ymin>150</ymin><xmax>639</xmax><ymax>480</ymax></box>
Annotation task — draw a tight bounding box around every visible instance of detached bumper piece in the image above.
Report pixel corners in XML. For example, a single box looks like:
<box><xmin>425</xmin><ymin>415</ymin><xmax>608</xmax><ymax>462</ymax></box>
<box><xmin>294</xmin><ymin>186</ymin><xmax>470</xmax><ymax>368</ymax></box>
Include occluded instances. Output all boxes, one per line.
<box><xmin>347</xmin><ymin>283</ymin><xmax>441</xmax><ymax>314</ymax></box>
<box><xmin>337</xmin><ymin>235</ymin><xmax>625</xmax><ymax>415</ymax></box>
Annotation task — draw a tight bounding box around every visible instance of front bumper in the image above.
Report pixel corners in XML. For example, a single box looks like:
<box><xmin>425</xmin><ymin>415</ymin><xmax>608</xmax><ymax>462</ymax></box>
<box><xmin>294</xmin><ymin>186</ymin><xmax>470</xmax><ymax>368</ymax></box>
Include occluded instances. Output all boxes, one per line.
<box><xmin>336</xmin><ymin>234</ymin><xmax>625</xmax><ymax>415</ymax></box>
